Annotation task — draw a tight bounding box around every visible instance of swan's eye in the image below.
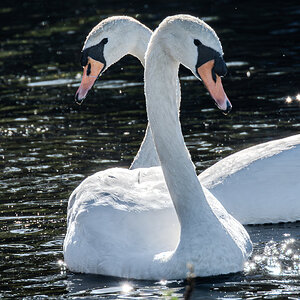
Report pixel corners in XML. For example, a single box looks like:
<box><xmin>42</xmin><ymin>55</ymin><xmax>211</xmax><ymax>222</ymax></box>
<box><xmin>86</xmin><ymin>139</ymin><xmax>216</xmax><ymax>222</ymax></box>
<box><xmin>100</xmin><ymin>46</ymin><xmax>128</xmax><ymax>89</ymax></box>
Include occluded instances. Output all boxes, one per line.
<box><xmin>194</xmin><ymin>39</ymin><xmax>201</xmax><ymax>46</ymax></box>
<box><xmin>87</xmin><ymin>63</ymin><xmax>91</xmax><ymax>76</ymax></box>
<box><xmin>102</xmin><ymin>38</ymin><xmax>108</xmax><ymax>44</ymax></box>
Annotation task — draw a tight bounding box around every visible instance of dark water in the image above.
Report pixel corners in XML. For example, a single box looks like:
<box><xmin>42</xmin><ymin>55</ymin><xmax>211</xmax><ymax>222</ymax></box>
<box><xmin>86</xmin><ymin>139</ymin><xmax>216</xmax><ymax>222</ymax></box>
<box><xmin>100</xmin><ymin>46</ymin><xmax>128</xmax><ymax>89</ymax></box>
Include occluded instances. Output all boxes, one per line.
<box><xmin>1</xmin><ymin>0</ymin><xmax>300</xmax><ymax>298</ymax></box>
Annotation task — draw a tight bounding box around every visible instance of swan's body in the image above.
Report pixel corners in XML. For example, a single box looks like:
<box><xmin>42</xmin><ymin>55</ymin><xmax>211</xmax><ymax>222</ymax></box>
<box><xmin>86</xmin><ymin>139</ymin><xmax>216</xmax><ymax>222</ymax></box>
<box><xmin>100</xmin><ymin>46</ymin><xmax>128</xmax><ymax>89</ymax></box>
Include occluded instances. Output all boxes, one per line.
<box><xmin>200</xmin><ymin>134</ymin><xmax>300</xmax><ymax>224</ymax></box>
<box><xmin>65</xmin><ymin>15</ymin><xmax>252</xmax><ymax>279</ymax></box>
<box><xmin>65</xmin><ymin>167</ymin><xmax>250</xmax><ymax>279</ymax></box>
<box><xmin>74</xmin><ymin>16</ymin><xmax>300</xmax><ymax>225</ymax></box>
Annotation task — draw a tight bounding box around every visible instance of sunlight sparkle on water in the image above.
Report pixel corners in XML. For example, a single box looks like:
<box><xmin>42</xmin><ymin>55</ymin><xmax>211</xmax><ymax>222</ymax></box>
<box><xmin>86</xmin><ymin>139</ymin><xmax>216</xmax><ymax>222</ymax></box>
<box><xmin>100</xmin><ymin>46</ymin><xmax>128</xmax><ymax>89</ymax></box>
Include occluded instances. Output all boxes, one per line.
<box><xmin>285</xmin><ymin>96</ymin><xmax>292</xmax><ymax>103</ymax></box>
<box><xmin>296</xmin><ymin>94</ymin><xmax>300</xmax><ymax>101</ymax></box>
<box><xmin>266</xmin><ymin>262</ymin><xmax>281</xmax><ymax>275</ymax></box>
<box><xmin>57</xmin><ymin>260</ymin><xmax>67</xmax><ymax>275</ymax></box>
<box><xmin>121</xmin><ymin>283</ymin><xmax>133</xmax><ymax>293</ymax></box>
<box><xmin>244</xmin><ymin>261</ymin><xmax>256</xmax><ymax>272</ymax></box>
<box><xmin>57</xmin><ymin>260</ymin><xmax>66</xmax><ymax>267</ymax></box>
<box><xmin>245</xmin><ymin>238</ymin><xmax>300</xmax><ymax>277</ymax></box>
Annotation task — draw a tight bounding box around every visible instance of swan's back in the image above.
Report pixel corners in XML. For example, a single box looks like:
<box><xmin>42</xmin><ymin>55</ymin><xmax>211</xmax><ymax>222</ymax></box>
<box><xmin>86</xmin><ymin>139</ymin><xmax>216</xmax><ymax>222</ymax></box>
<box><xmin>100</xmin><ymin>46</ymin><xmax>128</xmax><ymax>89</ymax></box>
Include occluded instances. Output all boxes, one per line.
<box><xmin>200</xmin><ymin>134</ymin><xmax>300</xmax><ymax>224</ymax></box>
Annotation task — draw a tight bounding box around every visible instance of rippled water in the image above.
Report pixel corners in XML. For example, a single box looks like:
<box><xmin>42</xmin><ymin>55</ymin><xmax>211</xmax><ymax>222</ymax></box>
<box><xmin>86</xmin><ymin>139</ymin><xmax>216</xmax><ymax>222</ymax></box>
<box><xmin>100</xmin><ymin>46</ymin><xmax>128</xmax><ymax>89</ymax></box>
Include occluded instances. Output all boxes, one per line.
<box><xmin>0</xmin><ymin>0</ymin><xmax>300</xmax><ymax>298</ymax></box>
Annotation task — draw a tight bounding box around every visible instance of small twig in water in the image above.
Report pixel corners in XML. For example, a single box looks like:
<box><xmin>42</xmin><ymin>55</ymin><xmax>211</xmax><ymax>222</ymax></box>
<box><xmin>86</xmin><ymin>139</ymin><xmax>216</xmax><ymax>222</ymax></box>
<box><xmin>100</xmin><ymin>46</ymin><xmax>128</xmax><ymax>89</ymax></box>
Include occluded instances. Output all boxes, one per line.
<box><xmin>184</xmin><ymin>263</ymin><xmax>195</xmax><ymax>300</ymax></box>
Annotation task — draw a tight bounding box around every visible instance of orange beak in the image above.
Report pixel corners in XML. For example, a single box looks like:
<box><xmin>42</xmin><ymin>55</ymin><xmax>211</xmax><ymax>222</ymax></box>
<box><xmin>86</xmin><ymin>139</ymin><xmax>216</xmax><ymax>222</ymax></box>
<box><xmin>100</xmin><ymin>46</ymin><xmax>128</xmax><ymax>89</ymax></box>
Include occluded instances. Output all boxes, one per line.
<box><xmin>75</xmin><ymin>58</ymin><xmax>105</xmax><ymax>104</ymax></box>
<box><xmin>197</xmin><ymin>60</ymin><xmax>232</xmax><ymax>114</ymax></box>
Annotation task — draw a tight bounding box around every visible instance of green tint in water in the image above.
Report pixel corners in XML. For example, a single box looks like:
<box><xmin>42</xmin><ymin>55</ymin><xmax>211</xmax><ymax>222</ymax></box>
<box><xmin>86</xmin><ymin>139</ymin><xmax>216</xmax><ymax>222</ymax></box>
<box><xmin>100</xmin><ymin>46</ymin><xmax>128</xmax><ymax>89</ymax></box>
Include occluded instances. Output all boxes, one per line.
<box><xmin>0</xmin><ymin>0</ymin><xmax>300</xmax><ymax>298</ymax></box>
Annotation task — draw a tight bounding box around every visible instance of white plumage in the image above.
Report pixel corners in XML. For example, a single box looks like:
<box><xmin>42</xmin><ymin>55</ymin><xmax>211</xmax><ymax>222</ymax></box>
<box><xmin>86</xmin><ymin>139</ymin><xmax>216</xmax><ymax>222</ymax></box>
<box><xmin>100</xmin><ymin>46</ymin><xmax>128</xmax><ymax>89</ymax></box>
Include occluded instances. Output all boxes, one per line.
<box><xmin>64</xmin><ymin>15</ymin><xmax>252</xmax><ymax>280</ymax></box>
<box><xmin>73</xmin><ymin>16</ymin><xmax>300</xmax><ymax>225</ymax></box>
<box><xmin>200</xmin><ymin>134</ymin><xmax>300</xmax><ymax>224</ymax></box>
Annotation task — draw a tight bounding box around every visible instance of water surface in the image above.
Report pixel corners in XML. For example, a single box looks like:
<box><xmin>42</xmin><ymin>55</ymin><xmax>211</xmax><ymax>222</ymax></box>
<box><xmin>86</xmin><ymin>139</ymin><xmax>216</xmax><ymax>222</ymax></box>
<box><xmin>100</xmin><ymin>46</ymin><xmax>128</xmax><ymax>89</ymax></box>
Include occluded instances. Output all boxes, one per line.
<box><xmin>0</xmin><ymin>0</ymin><xmax>300</xmax><ymax>298</ymax></box>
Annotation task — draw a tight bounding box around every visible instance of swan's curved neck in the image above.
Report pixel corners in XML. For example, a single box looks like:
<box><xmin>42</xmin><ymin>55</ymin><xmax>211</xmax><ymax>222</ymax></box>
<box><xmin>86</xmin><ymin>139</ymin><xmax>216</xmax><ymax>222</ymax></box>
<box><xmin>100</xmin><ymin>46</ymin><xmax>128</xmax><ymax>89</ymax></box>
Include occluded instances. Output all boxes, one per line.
<box><xmin>129</xmin><ymin>25</ymin><xmax>161</xmax><ymax>169</ymax></box>
<box><xmin>129</xmin><ymin>26</ymin><xmax>182</xmax><ymax>170</ymax></box>
<box><xmin>129</xmin><ymin>26</ymin><xmax>152</xmax><ymax>67</ymax></box>
<box><xmin>145</xmin><ymin>44</ymin><xmax>210</xmax><ymax>230</ymax></box>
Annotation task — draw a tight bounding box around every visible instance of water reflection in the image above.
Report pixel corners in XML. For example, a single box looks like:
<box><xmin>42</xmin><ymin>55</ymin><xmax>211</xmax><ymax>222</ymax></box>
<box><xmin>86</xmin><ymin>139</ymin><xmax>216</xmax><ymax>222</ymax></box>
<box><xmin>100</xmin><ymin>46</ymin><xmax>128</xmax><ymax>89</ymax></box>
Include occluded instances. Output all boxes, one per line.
<box><xmin>246</xmin><ymin>238</ymin><xmax>300</xmax><ymax>277</ymax></box>
<box><xmin>0</xmin><ymin>0</ymin><xmax>300</xmax><ymax>298</ymax></box>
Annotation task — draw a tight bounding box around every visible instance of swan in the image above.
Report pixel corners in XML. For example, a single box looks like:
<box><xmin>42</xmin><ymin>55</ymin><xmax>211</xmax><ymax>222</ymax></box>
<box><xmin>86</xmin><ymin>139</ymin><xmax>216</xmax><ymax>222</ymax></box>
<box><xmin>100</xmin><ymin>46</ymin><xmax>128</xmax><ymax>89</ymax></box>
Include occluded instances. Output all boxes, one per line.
<box><xmin>74</xmin><ymin>16</ymin><xmax>300</xmax><ymax>225</ymax></box>
<box><xmin>75</xmin><ymin>16</ymin><xmax>160</xmax><ymax>169</ymax></box>
<box><xmin>199</xmin><ymin>134</ymin><xmax>300</xmax><ymax>224</ymax></box>
<box><xmin>64</xmin><ymin>14</ymin><xmax>252</xmax><ymax>280</ymax></box>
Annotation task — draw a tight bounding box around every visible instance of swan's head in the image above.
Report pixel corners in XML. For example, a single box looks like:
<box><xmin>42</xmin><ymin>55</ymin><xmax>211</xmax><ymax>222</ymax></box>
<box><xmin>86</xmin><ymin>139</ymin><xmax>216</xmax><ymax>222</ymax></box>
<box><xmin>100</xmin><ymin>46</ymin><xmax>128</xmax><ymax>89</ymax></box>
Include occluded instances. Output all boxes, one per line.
<box><xmin>75</xmin><ymin>16</ymin><xmax>151</xmax><ymax>104</ymax></box>
<box><xmin>150</xmin><ymin>15</ymin><xmax>231</xmax><ymax>114</ymax></box>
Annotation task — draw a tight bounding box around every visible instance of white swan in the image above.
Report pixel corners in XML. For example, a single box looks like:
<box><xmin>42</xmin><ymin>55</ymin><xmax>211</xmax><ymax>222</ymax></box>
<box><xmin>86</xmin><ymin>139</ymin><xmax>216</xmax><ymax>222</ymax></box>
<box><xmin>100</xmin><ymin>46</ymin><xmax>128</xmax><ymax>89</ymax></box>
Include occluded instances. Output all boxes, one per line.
<box><xmin>75</xmin><ymin>16</ymin><xmax>160</xmax><ymax>169</ymax></box>
<box><xmin>74</xmin><ymin>16</ymin><xmax>300</xmax><ymax>225</ymax></box>
<box><xmin>199</xmin><ymin>134</ymin><xmax>300</xmax><ymax>224</ymax></box>
<box><xmin>64</xmin><ymin>14</ymin><xmax>252</xmax><ymax>280</ymax></box>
